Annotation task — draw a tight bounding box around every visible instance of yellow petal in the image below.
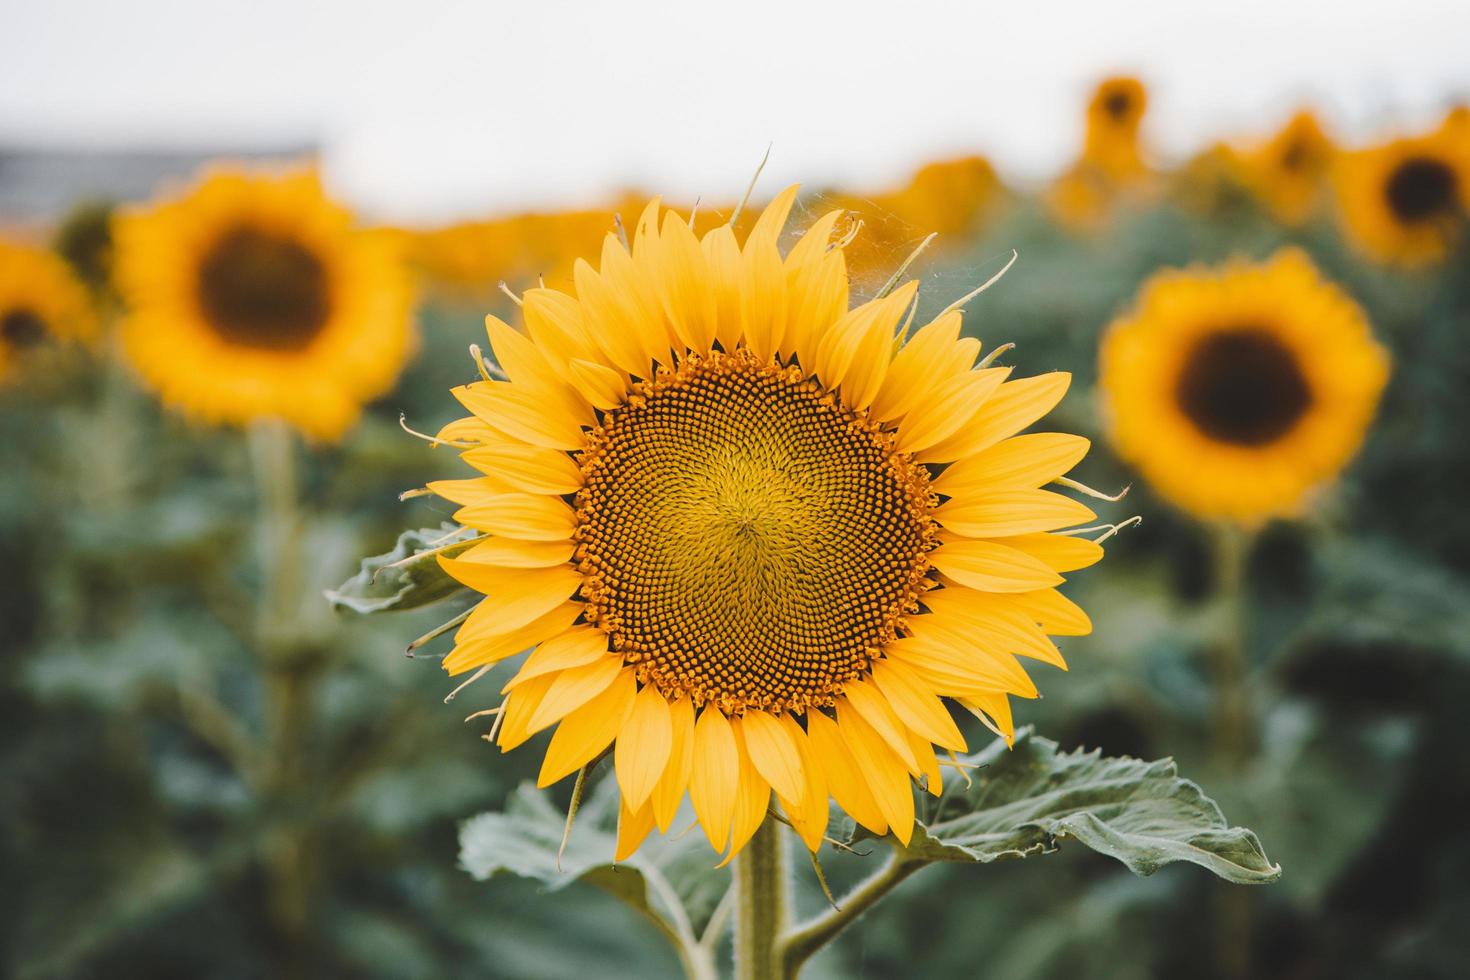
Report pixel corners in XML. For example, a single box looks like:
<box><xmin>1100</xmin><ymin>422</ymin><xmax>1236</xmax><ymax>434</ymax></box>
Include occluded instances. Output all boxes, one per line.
<box><xmin>598</xmin><ymin>233</ymin><xmax>675</xmax><ymax>369</ymax></box>
<box><xmin>784</xmin><ymin>208</ymin><xmax>844</xmax><ymax>270</ymax></box>
<box><xmin>615</xmin><ymin>792</ymin><xmax>656</xmax><ymax>862</ymax></box>
<box><xmin>738</xmin><ymin>710</ymin><xmax>806</xmax><ymax>806</ymax></box>
<box><xmin>936</xmin><ymin>489</ymin><xmax>1096</xmax><ymax>537</ymax></box>
<box><xmin>869</xmin><ymin>658</ymin><xmax>966</xmax><ymax>750</ymax></box>
<box><xmin>523</xmin><ymin>286</ymin><xmax>599</xmax><ymax>370</ymax></box>
<box><xmin>930</xmin><ymin>433</ymin><xmax>1091</xmax><ymax>497</ymax></box>
<box><xmin>957</xmin><ymin>692</ymin><xmax>1015</xmax><ymax>746</ymax></box>
<box><xmin>1009</xmin><ymin>588</ymin><xmax>1093</xmax><ymax>636</ymax></box>
<box><xmin>722</xmin><ymin>718</ymin><xmax>773</xmax><ymax>862</ymax></box>
<box><xmin>568</xmin><ymin>358</ymin><xmax>629</xmax><ymax>411</ymax></box>
<box><xmin>951</xmin><ymin>372</ymin><xmax>1071</xmax><ymax>456</ymax></box>
<box><xmin>461</xmin><ymin>443</ymin><xmax>584</xmax><ymax>495</ymax></box>
<box><xmin>458</xmin><ymin>536</ymin><xmax>575</xmax><ymax>569</ymax></box>
<box><xmin>929</xmin><ymin>538</ymin><xmax>1065</xmax><ymax>593</ymax></box>
<box><xmin>777</xmin><ymin>713</ymin><xmax>829</xmax><ymax>853</ymax></box>
<box><xmin>701</xmin><ymin>225</ymin><xmax>744</xmax><ymax>353</ymax></box>
<box><xmin>445</xmin><ymin>601</ymin><xmax>581</xmax><ymax>675</ymax></box>
<box><xmin>906</xmin><ymin>727</ymin><xmax>944</xmax><ymax>797</ymax></box>
<box><xmin>525</xmin><ymin>655</ymin><xmax>626</xmax><ymax>733</ymax></box>
<box><xmin>573</xmin><ymin>257</ymin><xmax>656</xmax><ymax>378</ymax></box>
<box><xmin>1005</xmin><ymin>532</ymin><xmax>1105</xmax><ymax>573</ymax></box>
<box><xmin>781</xmin><ymin>208</ymin><xmax>847</xmax><ymax>361</ymax></box>
<box><xmin>438</xmin><ymin>560</ymin><xmax>582</xmax><ymax>634</ymax></box>
<box><xmin>651</xmin><ymin>696</ymin><xmax>695</xmax><ymax>832</ymax></box>
<box><xmin>869</xmin><ymin>310</ymin><xmax>963</xmax><ymax>423</ymax></box>
<box><xmin>452</xmin><ymin>492</ymin><xmax>578</xmax><ymax>541</ymax></box>
<box><xmin>745</xmin><ymin>184</ymin><xmax>800</xmax><ymax>252</ymax></box>
<box><xmin>537</xmin><ymin>667</ymin><xmax>637</xmax><ymax>786</ymax></box>
<box><xmin>483</xmin><ymin>314</ymin><xmax>593</xmax><ymax>424</ymax></box>
<box><xmin>805</xmin><ymin>709</ymin><xmax>887</xmax><ymax>837</ymax></box>
<box><xmin>436</xmin><ymin>416</ymin><xmax>502</xmax><ymax>445</ymax></box>
<box><xmin>836</xmin><ymin>700</ymin><xmax>915</xmax><ymax>845</ymax></box>
<box><xmin>453</xmin><ymin>381</ymin><xmax>587</xmax><ymax>451</ymax></box>
<box><xmin>888</xmin><ymin>626</ymin><xmax>1042</xmax><ymax>695</ymax></box>
<box><xmin>897</xmin><ymin>367</ymin><xmax>1010</xmax><ymax>455</ymax></box>
<box><xmin>689</xmin><ymin>707</ymin><xmax>739</xmax><ymax>852</ymax></box>
<box><xmin>496</xmin><ymin>672</ymin><xmax>559</xmax><ymax>751</ymax></box>
<box><xmin>843</xmin><ymin>282</ymin><xmax>915</xmax><ymax>410</ymax></box>
<box><xmin>917</xmin><ymin>589</ymin><xmax>1065</xmax><ymax>671</ymax></box>
<box><xmin>840</xmin><ymin>677</ymin><xmax>920</xmax><ymax>772</ymax></box>
<box><xmin>656</xmin><ymin>212</ymin><xmax>718</xmax><ymax>353</ymax></box>
<box><xmin>811</xmin><ymin>283</ymin><xmax>912</xmax><ymax>402</ymax></box>
<box><xmin>502</xmin><ymin>626</ymin><xmax>610</xmax><ymax>690</ymax></box>
<box><xmin>739</xmin><ymin>237</ymin><xmax>788</xmax><ymax>363</ymax></box>
<box><xmin>783</xmin><ymin>248</ymin><xmax>848</xmax><ymax>366</ymax></box>
<box><xmin>615</xmin><ymin>686</ymin><xmax>674</xmax><ymax>811</ymax></box>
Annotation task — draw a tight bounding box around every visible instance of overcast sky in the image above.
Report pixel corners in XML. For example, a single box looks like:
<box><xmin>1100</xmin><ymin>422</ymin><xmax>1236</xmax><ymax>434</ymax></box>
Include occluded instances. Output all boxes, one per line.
<box><xmin>4</xmin><ymin>0</ymin><xmax>1469</xmax><ymax>222</ymax></box>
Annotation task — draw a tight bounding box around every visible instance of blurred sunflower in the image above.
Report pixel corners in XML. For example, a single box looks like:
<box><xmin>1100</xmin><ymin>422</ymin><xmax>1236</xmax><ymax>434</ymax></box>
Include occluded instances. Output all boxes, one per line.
<box><xmin>0</xmin><ymin>239</ymin><xmax>96</xmax><ymax>381</ymax></box>
<box><xmin>1100</xmin><ymin>249</ymin><xmax>1389</xmax><ymax>524</ymax></box>
<box><xmin>430</xmin><ymin>189</ymin><xmax>1102</xmax><ymax>859</ymax></box>
<box><xmin>1240</xmin><ymin>110</ymin><xmax>1336</xmax><ymax>225</ymax></box>
<box><xmin>886</xmin><ymin>156</ymin><xmax>1003</xmax><ymax>238</ymax></box>
<box><xmin>1049</xmin><ymin>77</ymin><xmax>1153</xmax><ymax>230</ymax></box>
<box><xmin>116</xmin><ymin>168</ymin><xmax>415</xmax><ymax>440</ymax></box>
<box><xmin>1084</xmin><ymin>76</ymin><xmax>1149</xmax><ymax>181</ymax></box>
<box><xmin>1335</xmin><ymin>129</ymin><xmax>1470</xmax><ymax>265</ymax></box>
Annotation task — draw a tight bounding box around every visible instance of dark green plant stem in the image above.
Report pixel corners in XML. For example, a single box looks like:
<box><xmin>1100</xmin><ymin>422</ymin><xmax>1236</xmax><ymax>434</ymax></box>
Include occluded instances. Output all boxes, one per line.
<box><xmin>250</xmin><ymin>420</ymin><xmax>315</xmax><ymax>980</ymax></box>
<box><xmin>735</xmin><ymin>818</ymin><xmax>787</xmax><ymax>980</ymax></box>
<box><xmin>1211</xmin><ymin>524</ymin><xmax>1252</xmax><ymax>769</ymax></box>
<box><xmin>1211</xmin><ymin>522</ymin><xmax>1254</xmax><ymax>980</ymax></box>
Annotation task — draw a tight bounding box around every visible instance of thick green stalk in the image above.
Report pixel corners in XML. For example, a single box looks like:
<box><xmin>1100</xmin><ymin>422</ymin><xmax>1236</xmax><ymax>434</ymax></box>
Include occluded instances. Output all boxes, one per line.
<box><xmin>1210</xmin><ymin>524</ymin><xmax>1252</xmax><ymax>769</ymax></box>
<box><xmin>734</xmin><ymin>818</ymin><xmax>787</xmax><ymax>980</ymax></box>
<box><xmin>1210</xmin><ymin>523</ymin><xmax>1254</xmax><ymax>980</ymax></box>
<box><xmin>250</xmin><ymin>420</ymin><xmax>314</xmax><ymax>980</ymax></box>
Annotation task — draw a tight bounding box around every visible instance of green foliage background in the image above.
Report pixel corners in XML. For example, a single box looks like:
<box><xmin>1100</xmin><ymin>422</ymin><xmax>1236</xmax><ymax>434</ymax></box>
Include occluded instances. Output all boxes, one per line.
<box><xmin>4</xmin><ymin>183</ymin><xmax>1470</xmax><ymax>978</ymax></box>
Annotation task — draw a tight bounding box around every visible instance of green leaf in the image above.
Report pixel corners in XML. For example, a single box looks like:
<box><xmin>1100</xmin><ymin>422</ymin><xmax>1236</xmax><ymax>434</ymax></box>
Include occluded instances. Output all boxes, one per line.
<box><xmin>326</xmin><ymin>523</ymin><xmax>477</xmax><ymax>614</ymax></box>
<box><xmin>459</xmin><ymin>780</ymin><xmax>728</xmax><ymax>941</ymax></box>
<box><xmin>852</xmin><ymin>728</ymin><xmax>1279</xmax><ymax>884</ymax></box>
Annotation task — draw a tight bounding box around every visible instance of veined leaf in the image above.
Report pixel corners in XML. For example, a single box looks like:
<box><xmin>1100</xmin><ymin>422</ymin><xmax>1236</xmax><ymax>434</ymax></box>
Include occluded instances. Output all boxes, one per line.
<box><xmin>850</xmin><ymin>728</ymin><xmax>1280</xmax><ymax>884</ymax></box>
<box><xmin>459</xmin><ymin>780</ymin><xmax>728</xmax><ymax>940</ymax></box>
<box><xmin>326</xmin><ymin>523</ymin><xmax>477</xmax><ymax>614</ymax></box>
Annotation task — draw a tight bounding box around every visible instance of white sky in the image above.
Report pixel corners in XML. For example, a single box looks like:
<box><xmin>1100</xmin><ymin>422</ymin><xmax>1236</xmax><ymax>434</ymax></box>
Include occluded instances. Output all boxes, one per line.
<box><xmin>4</xmin><ymin>0</ymin><xmax>1469</xmax><ymax>222</ymax></box>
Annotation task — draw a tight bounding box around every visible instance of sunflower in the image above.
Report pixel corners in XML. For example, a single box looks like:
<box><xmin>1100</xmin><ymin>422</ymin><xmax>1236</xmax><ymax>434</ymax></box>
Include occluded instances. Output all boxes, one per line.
<box><xmin>1100</xmin><ymin>249</ymin><xmax>1389</xmax><ymax>524</ymax></box>
<box><xmin>1083</xmin><ymin>76</ymin><xmax>1149</xmax><ymax>181</ymax></box>
<box><xmin>1334</xmin><ymin>127</ymin><xmax>1470</xmax><ymax>265</ymax></box>
<box><xmin>0</xmin><ymin>239</ymin><xmax>97</xmax><ymax>382</ymax></box>
<box><xmin>1239</xmin><ymin>110</ymin><xmax>1336</xmax><ymax>226</ymax></box>
<box><xmin>427</xmin><ymin>188</ymin><xmax>1103</xmax><ymax>861</ymax></box>
<box><xmin>1048</xmin><ymin>77</ymin><xmax>1153</xmax><ymax>230</ymax></box>
<box><xmin>115</xmin><ymin>168</ymin><xmax>415</xmax><ymax>440</ymax></box>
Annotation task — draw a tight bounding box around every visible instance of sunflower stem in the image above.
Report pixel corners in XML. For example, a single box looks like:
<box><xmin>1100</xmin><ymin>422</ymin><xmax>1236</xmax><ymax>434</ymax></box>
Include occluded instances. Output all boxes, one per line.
<box><xmin>1209</xmin><ymin>522</ymin><xmax>1256</xmax><ymax>980</ymax></box>
<box><xmin>250</xmin><ymin>419</ymin><xmax>317</xmax><ymax>980</ymax></box>
<box><xmin>1209</xmin><ymin>523</ymin><xmax>1252</xmax><ymax>771</ymax></box>
<box><xmin>734</xmin><ymin>817</ymin><xmax>787</xmax><ymax>980</ymax></box>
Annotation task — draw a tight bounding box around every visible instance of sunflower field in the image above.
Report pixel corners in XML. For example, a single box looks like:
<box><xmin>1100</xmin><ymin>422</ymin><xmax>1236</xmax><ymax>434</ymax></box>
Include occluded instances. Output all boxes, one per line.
<box><xmin>4</xmin><ymin>68</ymin><xmax>1470</xmax><ymax>980</ymax></box>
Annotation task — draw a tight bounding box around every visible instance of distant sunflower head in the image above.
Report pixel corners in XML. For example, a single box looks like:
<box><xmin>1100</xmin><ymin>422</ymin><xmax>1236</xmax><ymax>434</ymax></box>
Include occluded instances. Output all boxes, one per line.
<box><xmin>429</xmin><ymin>189</ymin><xmax>1105</xmax><ymax>860</ymax></box>
<box><xmin>0</xmin><ymin>239</ymin><xmax>96</xmax><ymax>382</ymax></box>
<box><xmin>1335</xmin><ymin>130</ymin><xmax>1470</xmax><ymax>265</ymax></box>
<box><xmin>1100</xmin><ymin>249</ymin><xmax>1389</xmax><ymax>524</ymax></box>
<box><xmin>116</xmin><ymin>168</ymin><xmax>415</xmax><ymax>440</ymax></box>
<box><xmin>1241</xmin><ymin>110</ymin><xmax>1336</xmax><ymax>225</ymax></box>
<box><xmin>1083</xmin><ymin>76</ymin><xmax>1149</xmax><ymax>180</ymax></box>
